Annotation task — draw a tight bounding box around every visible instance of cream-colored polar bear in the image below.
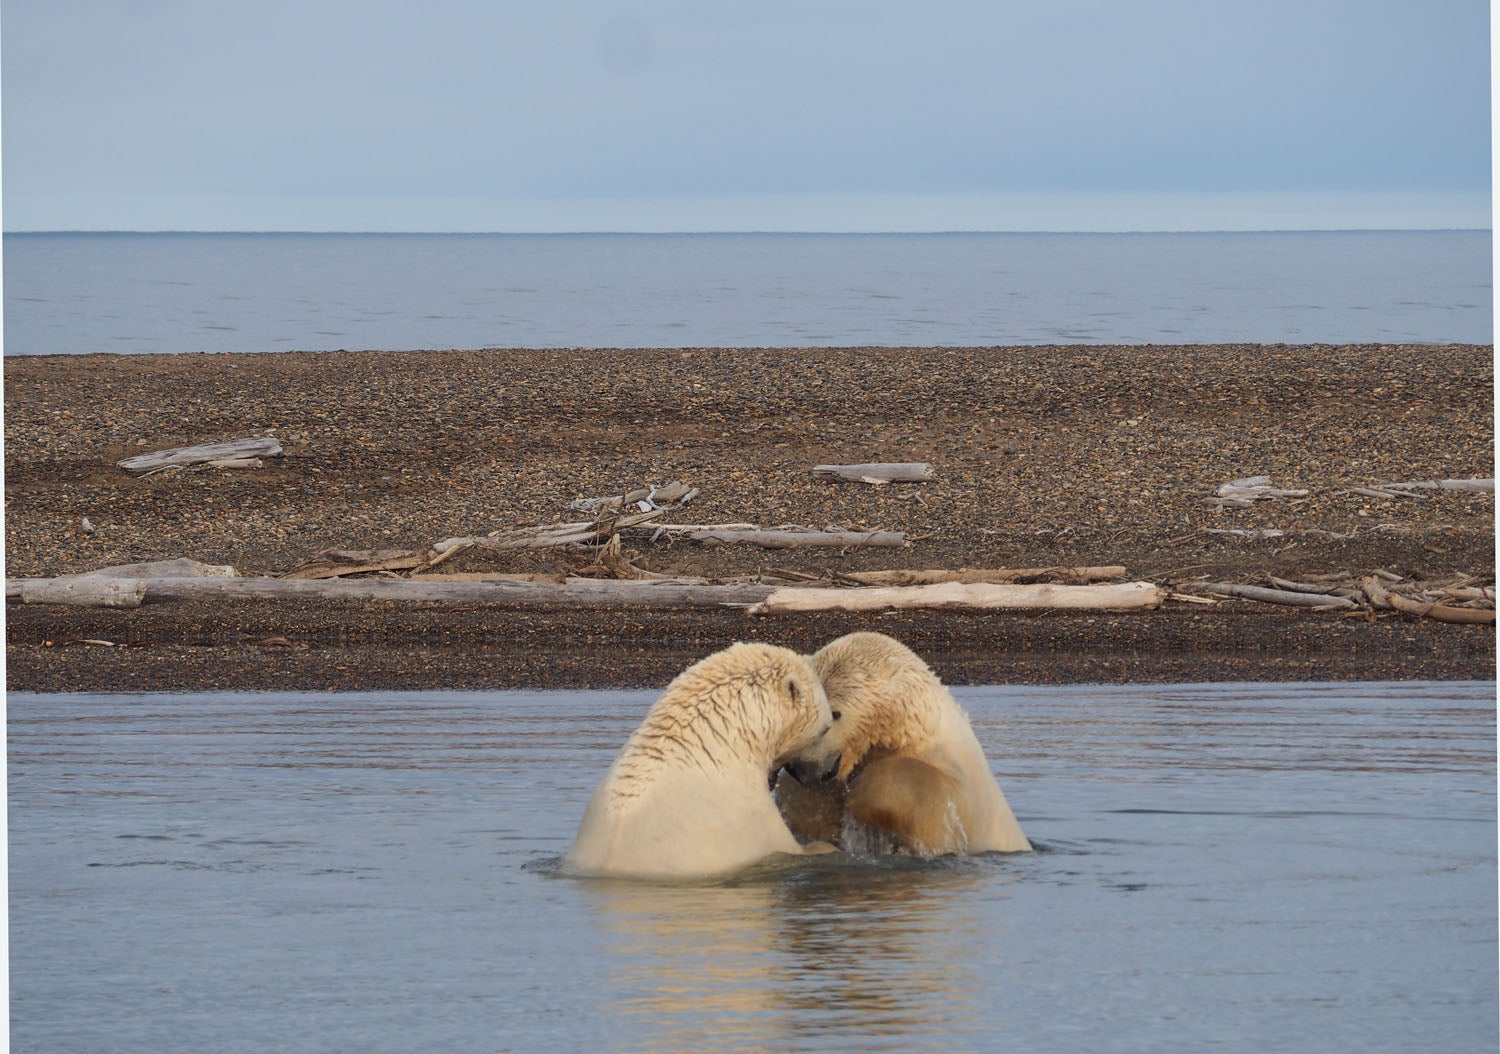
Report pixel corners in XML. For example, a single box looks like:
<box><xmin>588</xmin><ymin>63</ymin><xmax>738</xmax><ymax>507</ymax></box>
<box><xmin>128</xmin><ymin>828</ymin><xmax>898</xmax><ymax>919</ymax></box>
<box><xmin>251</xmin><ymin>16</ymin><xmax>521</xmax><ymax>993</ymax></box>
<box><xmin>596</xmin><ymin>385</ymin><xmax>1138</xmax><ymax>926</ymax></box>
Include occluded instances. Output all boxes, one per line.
<box><xmin>566</xmin><ymin>642</ymin><xmax>835</xmax><ymax>880</ymax></box>
<box><xmin>776</xmin><ymin>631</ymin><xmax>1031</xmax><ymax>855</ymax></box>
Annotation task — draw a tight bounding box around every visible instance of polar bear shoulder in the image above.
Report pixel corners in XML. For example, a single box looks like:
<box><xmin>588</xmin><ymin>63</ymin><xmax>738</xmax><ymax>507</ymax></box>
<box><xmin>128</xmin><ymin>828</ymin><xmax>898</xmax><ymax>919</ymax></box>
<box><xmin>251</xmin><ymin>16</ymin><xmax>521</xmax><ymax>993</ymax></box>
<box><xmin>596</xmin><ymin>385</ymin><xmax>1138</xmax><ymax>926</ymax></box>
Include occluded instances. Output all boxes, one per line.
<box><xmin>566</xmin><ymin>641</ymin><xmax>834</xmax><ymax>879</ymax></box>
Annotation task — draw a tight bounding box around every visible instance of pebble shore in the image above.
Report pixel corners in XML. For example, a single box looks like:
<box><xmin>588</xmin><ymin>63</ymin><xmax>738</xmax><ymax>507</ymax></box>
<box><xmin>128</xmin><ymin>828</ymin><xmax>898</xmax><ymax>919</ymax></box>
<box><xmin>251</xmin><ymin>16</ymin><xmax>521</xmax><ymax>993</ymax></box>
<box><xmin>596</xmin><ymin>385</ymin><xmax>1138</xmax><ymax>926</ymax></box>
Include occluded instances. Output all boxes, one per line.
<box><xmin>5</xmin><ymin>343</ymin><xmax>1494</xmax><ymax>691</ymax></box>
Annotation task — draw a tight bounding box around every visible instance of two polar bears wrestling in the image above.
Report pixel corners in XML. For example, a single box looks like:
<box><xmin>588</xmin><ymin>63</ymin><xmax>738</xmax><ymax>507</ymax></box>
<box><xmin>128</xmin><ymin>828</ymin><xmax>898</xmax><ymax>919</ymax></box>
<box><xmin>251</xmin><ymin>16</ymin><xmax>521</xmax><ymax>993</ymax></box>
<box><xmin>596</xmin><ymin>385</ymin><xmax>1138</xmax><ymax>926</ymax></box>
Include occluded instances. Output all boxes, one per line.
<box><xmin>565</xmin><ymin>632</ymin><xmax>1029</xmax><ymax>880</ymax></box>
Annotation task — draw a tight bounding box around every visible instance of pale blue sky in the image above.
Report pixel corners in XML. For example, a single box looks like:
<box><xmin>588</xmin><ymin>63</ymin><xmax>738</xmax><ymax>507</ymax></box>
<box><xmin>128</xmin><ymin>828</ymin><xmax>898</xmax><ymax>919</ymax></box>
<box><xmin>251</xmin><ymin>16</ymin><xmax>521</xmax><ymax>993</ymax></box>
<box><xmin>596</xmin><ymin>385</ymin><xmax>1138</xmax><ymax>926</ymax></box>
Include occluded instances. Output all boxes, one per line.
<box><xmin>2</xmin><ymin>0</ymin><xmax>1492</xmax><ymax>231</ymax></box>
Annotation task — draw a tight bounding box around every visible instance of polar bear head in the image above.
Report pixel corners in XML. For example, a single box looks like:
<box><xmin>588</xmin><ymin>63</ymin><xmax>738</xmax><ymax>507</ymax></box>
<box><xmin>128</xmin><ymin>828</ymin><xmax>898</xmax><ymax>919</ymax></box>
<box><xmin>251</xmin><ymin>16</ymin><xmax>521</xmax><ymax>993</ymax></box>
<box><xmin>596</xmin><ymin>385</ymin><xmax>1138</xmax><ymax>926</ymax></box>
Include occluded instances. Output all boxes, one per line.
<box><xmin>787</xmin><ymin>631</ymin><xmax>945</xmax><ymax>782</ymax></box>
<box><xmin>615</xmin><ymin>641</ymin><xmax>836</xmax><ymax>789</ymax></box>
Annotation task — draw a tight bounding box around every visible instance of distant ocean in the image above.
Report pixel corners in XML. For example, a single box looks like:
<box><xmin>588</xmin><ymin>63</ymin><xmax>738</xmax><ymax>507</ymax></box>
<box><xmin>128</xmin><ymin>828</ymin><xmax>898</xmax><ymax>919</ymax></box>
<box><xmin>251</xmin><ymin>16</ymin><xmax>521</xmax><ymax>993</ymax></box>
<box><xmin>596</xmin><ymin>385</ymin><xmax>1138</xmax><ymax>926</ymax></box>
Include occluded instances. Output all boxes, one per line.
<box><xmin>2</xmin><ymin>230</ymin><xmax>1491</xmax><ymax>356</ymax></box>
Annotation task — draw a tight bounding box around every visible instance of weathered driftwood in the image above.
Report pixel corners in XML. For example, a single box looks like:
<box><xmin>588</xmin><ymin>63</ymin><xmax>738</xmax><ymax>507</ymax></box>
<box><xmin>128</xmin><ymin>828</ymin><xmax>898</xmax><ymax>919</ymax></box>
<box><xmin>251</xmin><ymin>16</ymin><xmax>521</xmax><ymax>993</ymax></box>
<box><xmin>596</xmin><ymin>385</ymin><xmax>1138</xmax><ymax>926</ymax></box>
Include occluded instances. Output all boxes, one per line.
<box><xmin>406</xmin><ymin>572</ymin><xmax>568</xmax><ymax>583</ymax></box>
<box><xmin>432</xmin><ymin>508</ymin><xmax>670</xmax><ymax>554</ymax></box>
<box><xmin>569</xmin><ymin>481</ymin><xmax>698</xmax><ymax>515</ymax></box>
<box><xmin>812</xmin><ymin>462</ymin><xmax>935</xmax><ymax>485</ymax></box>
<box><xmin>8</xmin><ymin>576</ymin><xmax>779</xmax><ymax>608</ymax></box>
<box><xmin>839</xmin><ymin>565</ymin><xmax>1126</xmax><ymax>586</ymax></box>
<box><xmin>1266</xmin><ymin>576</ymin><xmax>1361</xmax><ymax>599</ymax></box>
<box><xmin>747</xmin><ymin>580</ymin><xmax>1162</xmax><ymax>615</ymax></box>
<box><xmin>1203</xmin><ymin>528</ymin><xmax>1286</xmax><ymax>540</ymax></box>
<box><xmin>1359</xmin><ymin>576</ymin><xmax>1394</xmax><ymax>609</ymax></box>
<box><xmin>117</xmin><ymin>437</ymin><xmax>283</xmax><ymax>476</ymax></box>
<box><xmin>673</xmin><ymin>528</ymin><xmax>906</xmax><ymax>549</ymax></box>
<box><xmin>1197</xmin><ymin>583</ymin><xmax>1356</xmax><ymax>610</ymax></box>
<box><xmin>1373</xmin><ymin>477</ymin><xmax>1494</xmax><ymax>494</ymax></box>
<box><xmin>18</xmin><ymin>578</ymin><xmax>147</xmax><ymax>608</ymax></box>
<box><xmin>1384</xmin><ymin>593</ymin><xmax>1496</xmax><ymax>625</ymax></box>
<box><xmin>9</xmin><ymin>559</ymin><xmax>239</xmax><ymax>607</ymax></box>
<box><xmin>1206</xmin><ymin>476</ymin><xmax>1308</xmax><ymax>511</ymax></box>
<box><xmin>283</xmin><ymin>549</ymin><xmax>426</xmax><ymax>580</ymax></box>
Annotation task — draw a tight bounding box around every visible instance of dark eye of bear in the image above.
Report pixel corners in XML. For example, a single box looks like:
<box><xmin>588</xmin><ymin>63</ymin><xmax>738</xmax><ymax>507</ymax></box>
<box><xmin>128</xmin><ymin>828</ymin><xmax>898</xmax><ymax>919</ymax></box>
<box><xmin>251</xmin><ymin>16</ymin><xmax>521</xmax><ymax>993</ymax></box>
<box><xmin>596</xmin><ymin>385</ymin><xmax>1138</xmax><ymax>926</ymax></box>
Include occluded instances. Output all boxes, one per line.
<box><xmin>831</xmin><ymin>710</ymin><xmax>842</xmax><ymax>721</ymax></box>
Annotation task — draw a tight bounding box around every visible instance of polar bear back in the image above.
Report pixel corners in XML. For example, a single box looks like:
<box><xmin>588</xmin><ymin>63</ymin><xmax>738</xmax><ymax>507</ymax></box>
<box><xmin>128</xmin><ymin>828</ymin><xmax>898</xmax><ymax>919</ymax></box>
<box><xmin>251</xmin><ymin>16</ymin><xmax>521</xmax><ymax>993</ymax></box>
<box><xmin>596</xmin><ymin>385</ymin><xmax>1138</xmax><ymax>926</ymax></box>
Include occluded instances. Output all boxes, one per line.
<box><xmin>566</xmin><ymin>642</ymin><xmax>832</xmax><ymax>879</ymax></box>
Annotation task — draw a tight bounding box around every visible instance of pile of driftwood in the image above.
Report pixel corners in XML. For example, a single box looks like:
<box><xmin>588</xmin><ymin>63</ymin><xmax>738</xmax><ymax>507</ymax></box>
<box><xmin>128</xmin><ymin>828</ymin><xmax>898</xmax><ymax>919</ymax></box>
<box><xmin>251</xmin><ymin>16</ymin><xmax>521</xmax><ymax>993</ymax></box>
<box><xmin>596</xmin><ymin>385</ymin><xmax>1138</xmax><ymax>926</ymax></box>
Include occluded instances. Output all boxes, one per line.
<box><xmin>1184</xmin><ymin>571</ymin><xmax>1495</xmax><ymax>625</ymax></box>
<box><xmin>7</xmin><ymin>559</ymin><xmax>1162</xmax><ymax>615</ymax></box>
<box><xmin>19</xmin><ymin>462</ymin><xmax>1491</xmax><ymax>624</ymax></box>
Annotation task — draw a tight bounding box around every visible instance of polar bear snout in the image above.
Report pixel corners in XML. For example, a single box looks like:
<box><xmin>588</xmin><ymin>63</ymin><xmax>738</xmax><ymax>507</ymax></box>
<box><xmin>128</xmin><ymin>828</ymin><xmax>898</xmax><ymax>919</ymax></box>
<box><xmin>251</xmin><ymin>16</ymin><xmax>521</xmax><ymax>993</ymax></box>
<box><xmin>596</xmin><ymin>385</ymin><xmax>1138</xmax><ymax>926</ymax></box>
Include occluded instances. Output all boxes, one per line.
<box><xmin>781</xmin><ymin>750</ymin><xmax>841</xmax><ymax>787</ymax></box>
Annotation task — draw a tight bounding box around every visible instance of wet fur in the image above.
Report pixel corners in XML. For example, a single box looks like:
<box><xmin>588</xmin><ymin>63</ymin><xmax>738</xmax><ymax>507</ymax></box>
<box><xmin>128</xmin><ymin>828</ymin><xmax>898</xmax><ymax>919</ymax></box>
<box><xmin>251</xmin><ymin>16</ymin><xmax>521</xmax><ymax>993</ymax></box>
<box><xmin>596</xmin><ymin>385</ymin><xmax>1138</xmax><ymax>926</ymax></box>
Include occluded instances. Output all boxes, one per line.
<box><xmin>567</xmin><ymin>642</ymin><xmax>833</xmax><ymax>879</ymax></box>
<box><xmin>779</xmin><ymin>632</ymin><xmax>1032</xmax><ymax>856</ymax></box>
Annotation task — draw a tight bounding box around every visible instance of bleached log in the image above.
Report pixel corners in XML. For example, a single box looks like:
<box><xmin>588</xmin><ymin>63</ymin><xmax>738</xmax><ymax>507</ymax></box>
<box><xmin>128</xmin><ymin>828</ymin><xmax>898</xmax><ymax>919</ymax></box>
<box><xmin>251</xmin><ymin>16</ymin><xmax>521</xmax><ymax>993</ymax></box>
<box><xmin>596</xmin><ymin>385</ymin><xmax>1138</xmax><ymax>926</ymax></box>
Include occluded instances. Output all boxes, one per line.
<box><xmin>406</xmin><ymin>572</ymin><xmax>568</xmax><ymax>583</ymax></box>
<box><xmin>18</xmin><ymin>578</ymin><xmax>146</xmax><ymax>608</ymax></box>
<box><xmin>1215</xmin><ymin>477</ymin><xmax>1308</xmax><ymax>499</ymax></box>
<box><xmin>1372</xmin><ymin>478</ymin><xmax>1494</xmax><ymax>494</ymax></box>
<box><xmin>840</xmin><ymin>566</ymin><xmax>1126</xmax><ymax>586</ymax></box>
<box><xmin>748</xmin><ymin>580</ymin><xmax>1162</xmax><ymax>615</ymax></box>
<box><xmin>1197</xmin><ymin>583</ymin><xmax>1356</xmax><ymax>610</ymax></box>
<box><xmin>812</xmin><ymin>462</ymin><xmax>935</xmax><ymax>484</ymax></box>
<box><xmin>1266</xmin><ymin>576</ymin><xmax>1359</xmax><ymax>598</ymax></box>
<box><xmin>1203</xmin><ymin>528</ymin><xmax>1286</xmax><ymax>540</ymax></box>
<box><xmin>7</xmin><ymin>576</ymin><xmax>778</xmax><ymax>609</ymax></box>
<box><xmin>1435</xmin><ymin>586</ymin><xmax>1495</xmax><ymax>603</ymax></box>
<box><xmin>676</xmin><ymin>528</ymin><xmax>906</xmax><ymax>549</ymax></box>
<box><xmin>117</xmin><ymin>437</ymin><xmax>283</xmax><ymax>476</ymax></box>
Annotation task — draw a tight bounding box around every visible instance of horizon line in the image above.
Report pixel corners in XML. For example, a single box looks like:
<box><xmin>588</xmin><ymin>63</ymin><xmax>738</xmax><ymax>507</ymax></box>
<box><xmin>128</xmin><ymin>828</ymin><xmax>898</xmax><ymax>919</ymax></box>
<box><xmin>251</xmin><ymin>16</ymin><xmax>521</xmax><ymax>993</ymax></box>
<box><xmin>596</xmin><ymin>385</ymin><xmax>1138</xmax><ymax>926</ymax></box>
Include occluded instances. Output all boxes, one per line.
<box><xmin>5</xmin><ymin>226</ymin><xmax>1493</xmax><ymax>236</ymax></box>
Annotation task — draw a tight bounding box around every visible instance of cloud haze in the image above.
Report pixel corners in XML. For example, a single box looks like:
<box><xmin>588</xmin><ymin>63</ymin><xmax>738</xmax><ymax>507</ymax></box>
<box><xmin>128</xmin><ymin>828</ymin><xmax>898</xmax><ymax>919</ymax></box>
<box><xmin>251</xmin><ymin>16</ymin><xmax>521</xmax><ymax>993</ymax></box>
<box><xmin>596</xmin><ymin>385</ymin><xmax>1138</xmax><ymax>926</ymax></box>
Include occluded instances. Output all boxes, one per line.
<box><xmin>3</xmin><ymin>0</ymin><xmax>1491</xmax><ymax>231</ymax></box>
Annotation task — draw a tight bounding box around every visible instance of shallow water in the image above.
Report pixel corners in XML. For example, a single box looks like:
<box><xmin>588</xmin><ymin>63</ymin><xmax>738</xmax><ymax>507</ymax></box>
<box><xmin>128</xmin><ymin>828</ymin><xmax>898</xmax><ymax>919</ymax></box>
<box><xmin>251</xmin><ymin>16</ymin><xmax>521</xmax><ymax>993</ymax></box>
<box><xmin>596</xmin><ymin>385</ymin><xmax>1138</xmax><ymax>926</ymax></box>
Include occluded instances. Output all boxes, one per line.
<box><xmin>8</xmin><ymin>682</ymin><xmax>1496</xmax><ymax>1052</ymax></box>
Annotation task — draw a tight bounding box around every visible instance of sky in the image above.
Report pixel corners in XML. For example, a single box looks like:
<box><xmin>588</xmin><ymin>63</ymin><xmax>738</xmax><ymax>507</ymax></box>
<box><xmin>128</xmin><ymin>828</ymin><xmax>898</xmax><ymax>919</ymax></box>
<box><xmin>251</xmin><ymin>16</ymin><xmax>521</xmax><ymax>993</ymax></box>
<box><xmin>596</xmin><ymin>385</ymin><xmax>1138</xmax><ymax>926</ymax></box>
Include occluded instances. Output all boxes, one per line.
<box><xmin>1</xmin><ymin>0</ymin><xmax>1492</xmax><ymax>232</ymax></box>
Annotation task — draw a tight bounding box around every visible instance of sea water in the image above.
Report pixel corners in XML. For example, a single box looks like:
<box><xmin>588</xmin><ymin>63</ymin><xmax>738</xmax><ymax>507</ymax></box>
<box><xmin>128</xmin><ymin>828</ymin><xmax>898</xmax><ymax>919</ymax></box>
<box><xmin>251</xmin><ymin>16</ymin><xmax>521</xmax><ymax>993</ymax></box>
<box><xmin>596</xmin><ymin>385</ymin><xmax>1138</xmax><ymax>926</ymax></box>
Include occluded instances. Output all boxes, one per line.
<box><xmin>8</xmin><ymin>681</ymin><xmax>1495</xmax><ymax>1053</ymax></box>
<box><xmin>3</xmin><ymin>229</ymin><xmax>1491</xmax><ymax>355</ymax></box>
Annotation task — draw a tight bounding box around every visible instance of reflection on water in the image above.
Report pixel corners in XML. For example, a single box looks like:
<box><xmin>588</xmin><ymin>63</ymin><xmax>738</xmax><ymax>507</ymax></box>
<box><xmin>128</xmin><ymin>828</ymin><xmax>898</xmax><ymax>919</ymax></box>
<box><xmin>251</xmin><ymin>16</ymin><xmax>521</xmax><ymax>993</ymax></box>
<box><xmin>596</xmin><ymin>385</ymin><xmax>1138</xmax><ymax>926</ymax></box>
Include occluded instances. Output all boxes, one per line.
<box><xmin>8</xmin><ymin>681</ymin><xmax>1496</xmax><ymax>1053</ymax></box>
<box><xmin>582</xmin><ymin>857</ymin><xmax>994</xmax><ymax>1051</ymax></box>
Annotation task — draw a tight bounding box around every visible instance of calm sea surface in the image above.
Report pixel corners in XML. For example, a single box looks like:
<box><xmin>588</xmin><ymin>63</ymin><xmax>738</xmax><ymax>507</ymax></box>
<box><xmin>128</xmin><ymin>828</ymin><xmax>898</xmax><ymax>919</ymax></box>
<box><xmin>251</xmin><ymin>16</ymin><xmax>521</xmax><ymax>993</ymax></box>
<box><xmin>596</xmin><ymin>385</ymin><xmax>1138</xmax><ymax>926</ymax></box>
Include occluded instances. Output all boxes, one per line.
<box><xmin>2</xmin><ymin>230</ymin><xmax>1491</xmax><ymax>355</ymax></box>
<box><xmin>9</xmin><ymin>681</ymin><xmax>1495</xmax><ymax>1053</ymax></box>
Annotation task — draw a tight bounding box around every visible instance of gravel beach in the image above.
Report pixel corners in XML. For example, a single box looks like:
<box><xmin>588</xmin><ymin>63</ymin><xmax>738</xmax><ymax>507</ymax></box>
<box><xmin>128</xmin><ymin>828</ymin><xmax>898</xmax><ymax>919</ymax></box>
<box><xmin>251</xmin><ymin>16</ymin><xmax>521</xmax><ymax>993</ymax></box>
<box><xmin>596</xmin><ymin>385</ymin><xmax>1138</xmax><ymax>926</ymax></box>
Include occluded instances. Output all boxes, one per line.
<box><xmin>5</xmin><ymin>343</ymin><xmax>1494</xmax><ymax>691</ymax></box>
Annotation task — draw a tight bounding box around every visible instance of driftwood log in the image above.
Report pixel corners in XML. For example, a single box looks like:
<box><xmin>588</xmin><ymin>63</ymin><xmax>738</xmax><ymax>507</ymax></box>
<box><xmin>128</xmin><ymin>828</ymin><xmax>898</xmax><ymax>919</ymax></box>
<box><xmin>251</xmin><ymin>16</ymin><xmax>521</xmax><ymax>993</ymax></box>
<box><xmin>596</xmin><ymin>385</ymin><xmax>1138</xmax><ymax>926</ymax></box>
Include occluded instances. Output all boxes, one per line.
<box><xmin>748</xmin><ymin>581</ymin><xmax>1163</xmax><ymax>615</ymax></box>
<box><xmin>812</xmin><ymin>462</ymin><xmax>935</xmax><ymax>484</ymax></box>
<box><xmin>1369</xmin><ymin>477</ymin><xmax>1494</xmax><ymax>494</ymax></box>
<box><xmin>283</xmin><ymin>549</ymin><xmax>427</xmax><ymax>580</ymax></box>
<box><xmin>840</xmin><ymin>566</ymin><xmax>1126</xmax><ymax>586</ymax></box>
<box><xmin>668</xmin><ymin>528</ymin><xmax>907</xmax><ymax>549</ymax></box>
<box><xmin>9</xmin><ymin>573</ymin><xmax>1160</xmax><ymax>613</ymax></box>
<box><xmin>569</xmin><ymin>481</ymin><xmax>698</xmax><ymax>515</ymax></box>
<box><xmin>117</xmin><ymin>437</ymin><xmax>284</xmax><ymax>476</ymax></box>
<box><xmin>16</xmin><ymin>578</ymin><xmax>148</xmax><ymax>609</ymax></box>
<box><xmin>8</xmin><ymin>576</ymin><xmax>778</xmax><ymax>609</ymax></box>
<box><xmin>1197</xmin><ymin>583</ymin><xmax>1356</xmax><ymax>610</ymax></box>
<box><xmin>1384</xmin><ymin>593</ymin><xmax>1497</xmax><ymax>625</ymax></box>
<box><xmin>1207</xmin><ymin>476</ymin><xmax>1309</xmax><ymax>510</ymax></box>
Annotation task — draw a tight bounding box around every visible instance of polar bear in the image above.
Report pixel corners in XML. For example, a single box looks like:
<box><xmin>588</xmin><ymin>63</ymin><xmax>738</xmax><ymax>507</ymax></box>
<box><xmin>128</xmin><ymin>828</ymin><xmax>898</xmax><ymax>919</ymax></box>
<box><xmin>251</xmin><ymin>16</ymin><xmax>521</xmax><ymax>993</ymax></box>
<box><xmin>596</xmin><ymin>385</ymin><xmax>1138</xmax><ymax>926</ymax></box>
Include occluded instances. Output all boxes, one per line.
<box><xmin>776</xmin><ymin>631</ymin><xmax>1031</xmax><ymax>855</ymax></box>
<box><xmin>565</xmin><ymin>642</ymin><xmax>836</xmax><ymax>880</ymax></box>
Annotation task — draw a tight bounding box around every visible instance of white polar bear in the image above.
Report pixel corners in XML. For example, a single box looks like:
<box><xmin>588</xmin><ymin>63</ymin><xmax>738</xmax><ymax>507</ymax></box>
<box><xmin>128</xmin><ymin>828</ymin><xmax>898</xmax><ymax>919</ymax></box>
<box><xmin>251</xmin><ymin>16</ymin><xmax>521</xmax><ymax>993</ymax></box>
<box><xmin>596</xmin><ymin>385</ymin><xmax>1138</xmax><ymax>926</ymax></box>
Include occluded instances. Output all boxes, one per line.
<box><xmin>776</xmin><ymin>631</ymin><xmax>1032</xmax><ymax>856</ymax></box>
<box><xmin>566</xmin><ymin>642</ymin><xmax>835</xmax><ymax>880</ymax></box>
